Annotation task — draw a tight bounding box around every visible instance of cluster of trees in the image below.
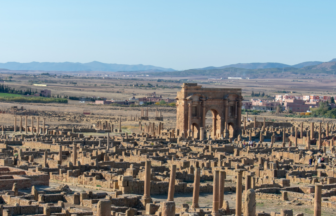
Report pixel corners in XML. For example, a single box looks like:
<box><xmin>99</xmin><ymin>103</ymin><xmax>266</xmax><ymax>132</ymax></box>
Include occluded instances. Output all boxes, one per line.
<box><xmin>154</xmin><ymin>100</ymin><xmax>176</xmax><ymax>107</ymax></box>
<box><xmin>0</xmin><ymin>84</ymin><xmax>38</xmax><ymax>96</ymax></box>
<box><xmin>40</xmin><ymin>73</ymin><xmax>51</xmax><ymax>76</ymax></box>
<box><xmin>241</xmin><ymin>109</ymin><xmax>262</xmax><ymax>115</ymax></box>
<box><xmin>251</xmin><ymin>91</ymin><xmax>270</xmax><ymax>97</ymax></box>
<box><xmin>0</xmin><ymin>96</ymin><xmax>67</xmax><ymax>104</ymax></box>
<box><xmin>68</xmin><ymin>96</ymin><xmax>95</xmax><ymax>101</ymax></box>
<box><xmin>0</xmin><ymin>84</ymin><xmax>67</xmax><ymax>104</ymax></box>
<box><xmin>310</xmin><ymin>102</ymin><xmax>336</xmax><ymax>118</ymax></box>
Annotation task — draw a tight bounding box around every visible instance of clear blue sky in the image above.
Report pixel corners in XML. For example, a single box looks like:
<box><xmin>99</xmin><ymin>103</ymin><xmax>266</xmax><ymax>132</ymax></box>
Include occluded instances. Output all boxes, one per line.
<box><xmin>0</xmin><ymin>0</ymin><xmax>335</xmax><ymax>70</ymax></box>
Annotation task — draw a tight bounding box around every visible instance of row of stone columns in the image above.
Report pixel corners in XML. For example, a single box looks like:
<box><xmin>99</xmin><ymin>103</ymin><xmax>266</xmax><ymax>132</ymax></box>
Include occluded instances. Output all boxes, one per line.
<box><xmin>13</xmin><ymin>116</ymin><xmax>46</xmax><ymax>134</ymax></box>
<box><xmin>139</xmin><ymin>160</ymin><xmax>258</xmax><ymax>216</ymax></box>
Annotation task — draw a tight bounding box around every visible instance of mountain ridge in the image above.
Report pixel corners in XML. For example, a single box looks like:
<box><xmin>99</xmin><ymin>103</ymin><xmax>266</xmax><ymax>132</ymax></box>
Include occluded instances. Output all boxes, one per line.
<box><xmin>197</xmin><ymin>60</ymin><xmax>332</xmax><ymax>70</ymax></box>
<box><xmin>147</xmin><ymin>59</ymin><xmax>336</xmax><ymax>78</ymax></box>
<box><xmin>0</xmin><ymin>61</ymin><xmax>176</xmax><ymax>72</ymax></box>
<box><xmin>0</xmin><ymin>59</ymin><xmax>335</xmax><ymax>73</ymax></box>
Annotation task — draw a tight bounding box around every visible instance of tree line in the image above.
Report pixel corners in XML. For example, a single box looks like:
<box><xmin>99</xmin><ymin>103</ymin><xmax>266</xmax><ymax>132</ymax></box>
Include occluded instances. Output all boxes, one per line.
<box><xmin>0</xmin><ymin>84</ymin><xmax>38</xmax><ymax>96</ymax></box>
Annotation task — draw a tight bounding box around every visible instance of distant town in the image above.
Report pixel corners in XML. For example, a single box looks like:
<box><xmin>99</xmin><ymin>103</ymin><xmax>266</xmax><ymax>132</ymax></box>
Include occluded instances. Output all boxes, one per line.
<box><xmin>243</xmin><ymin>94</ymin><xmax>335</xmax><ymax>113</ymax></box>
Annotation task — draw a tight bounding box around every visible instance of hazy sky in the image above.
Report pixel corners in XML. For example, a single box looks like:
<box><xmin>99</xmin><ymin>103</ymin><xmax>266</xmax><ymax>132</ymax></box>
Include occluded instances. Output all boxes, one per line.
<box><xmin>0</xmin><ymin>1</ymin><xmax>335</xmax><ymax>70</ymax></box>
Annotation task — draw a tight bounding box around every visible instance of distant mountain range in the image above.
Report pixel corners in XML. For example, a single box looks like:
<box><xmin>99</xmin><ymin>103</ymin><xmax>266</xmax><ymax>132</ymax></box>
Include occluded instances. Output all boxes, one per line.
<box><xmin>198</xmin><ymin>61</ymin><xmax>330</xmax><ymax>70</ymax></box>
<box><xmin>149</xmin><ymin>59</ymin><xmax>336</xmax><ymax>78</ymax></box>
<box><xmin>0</xmin><ymin>61</ymin><xmax>175</xmax><ymax>72</ymax></box>
<box><xmin>0</xmin><ymin>59</ymin><xmax>335</xmax><ymax>74</ymax></box>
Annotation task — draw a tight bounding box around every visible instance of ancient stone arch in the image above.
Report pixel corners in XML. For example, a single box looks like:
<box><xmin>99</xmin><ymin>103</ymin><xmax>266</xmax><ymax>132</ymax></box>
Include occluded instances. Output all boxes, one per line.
<box><xmin>176</xmin><ymin>83</ymin><xmax>242</xmax><ymax>138</ymax></box>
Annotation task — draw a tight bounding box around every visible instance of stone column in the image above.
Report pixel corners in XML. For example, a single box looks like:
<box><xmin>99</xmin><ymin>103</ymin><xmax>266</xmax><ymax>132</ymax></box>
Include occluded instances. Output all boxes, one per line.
<box><xmin>295</xmin><ymin>127</ymin><xmax>298</xmax><ymax>147</ymax></box>
<box><xmin>307</xmin><ymin>131</ymin><xmax>310</xmax><ymax>149</ymax></box>
<box><xmin>158</xmin><ymin>123</ymin><xmax>162</xmax><ymax>135</ymax></box>
<box><xmin>188</xmin><ymin>102</ymin><xmax>192</xmax><ymax>132</ymax></box>
<box><xmin>237</xmin><ymin>101</ymin><xmax>241</xmax><ymax>135</ymax></box>
<box><xmin>217</xmin><ymin>115</ymin><xmax>222</xmax><ymax>138</ymax></box>
<box><xmin>225</xmin><ymin>105</ymin><xmax>228</xmax><ymax>129</ymax></box>
<box><xmin>326</xmin><ymin>123</ymin><xmax>329</xmax><ymax>137</ymax></box>
<box><xmin>143</xmin><ymin>161</ymin><xmax>151</xmax><ymax>201</ymax></box>
<box><xmin>212</xmin><ymin>170</ymin><xmax>220</xmax><ymax>216</ymax></box>
<box><xmin>119</xmin><ymin>116</ymin><xmax>122</xmax><ymax>132</ymax></box>
<box><xmin>161</xmin><ymin>201</ymin><xmax>175</xmax><ymax>216</ymax></box>
<box><xmin>314</xmin><ymin>184</ymin><xmax>321</xmax><ymax>216</ymax></box>
<box><xmin>25</xmin><ymin>116</ymin><xmax>27</xmax><ymax>134</ymax></box>
<box><xmin>73</xmin><ymin>143</ymin><xmax>77</xmax><ymax>165</ymax></box>
<box><xmin>199</xmin><ymin>127</ymin><xmax>204</xmax><ymax>140</ymax></box>
<box><xmin>14</xmin><ymin>116</ymin><xmax>17</xmax><ymax>132</ymax></box>
<box><xmin>243</xmin><ymin>117</ymin><xmax>246</xmax><ymax>130</ymax></box>
<box><xmin>318</xmin><ymin>122</ymin><xmax>321</xmax><ymax>149</ymax></box>
<box><xmin>244</xmin><ymin>189</ymin><xmax>256</xmax><ymax>216</ymax></box>
<box><xmin>219</xmin><ymin>170</ymin><xmax>226</xmax><ymax>208</ymax></box>
<box><xmin>31</xmin><ymin>116</ymin><xmax>34</xmax><ymax>134</ymax></box>
<box><xmin>43</xmin><ymin>118</ymin><xmax>45</xmax><ymax>134</ymax></box>
<box><xmin>282</xmin><ymin>129</ymin><xmax>286</xmax><ymax>147</ymax></box>
<box><xmin>212</xmin><ymin>116</ymin><xmax>216</xmax><ymax>139</ymax></box>
<box><xmin>254</xmin><ymin>116</ymin><xmax>256</xmax><ymax>128</ymax></box>
<box><xmin>236</xmin><ymin>170</ymin><xmax>243</xmax><ymax>216</ymax></box>
<box><xmin>37</xmin><ymin>117</ymin><xmax>40</xmax><ymax>135</ymax></box>
<box><xmin>12</xmin><ymin>182</ymin><xmax>18</xmax><ymax>196</ymax></box>
<box><xmin>263</xmin><ymin>117</ymin><xmax>266</xmax><ymax>128</ymax></box>
<box><xmin>20</xmin><ymin>116</ymin><xmax>22</xmax><ymax>133</ymax></box>
<box><xmin>44</xmin><ymin>151</ymin><xmax>47</xmax><ymax>168</ymax></box>
<box><xmin>97</xmin><ymin>200</ymin><xmax>111</xmax><ymax>216</ymax></box>
<box><xmin>107</xmin><ymin>133</ymin><xmax>110</xmax><ymax>148</ymax></box>
<box><xmin>59</xmin><ymin>145</ymin><xmax>62</xmax><ymax>163</ymax></box>
<box><xmin>167</xmin><ymin>165</ymin><xmax>176</xmax><ymax>201</ymax></box>
<box><xmin>191</xmin><ymin>168</ymin><xmax>200</xmax><ymax>208</ymax></box>
<box><xmin>311</xmin><ymin>122</ymin><xmax>314</xmax><ymax>139</ymax></box>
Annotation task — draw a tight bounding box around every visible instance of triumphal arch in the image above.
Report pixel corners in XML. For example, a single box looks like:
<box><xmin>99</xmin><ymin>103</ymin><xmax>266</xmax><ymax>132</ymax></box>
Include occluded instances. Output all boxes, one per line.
<box><xmin>176</xmin><ymin>83</ymin><xmax>242</xmax><ymax>139</ymax></box>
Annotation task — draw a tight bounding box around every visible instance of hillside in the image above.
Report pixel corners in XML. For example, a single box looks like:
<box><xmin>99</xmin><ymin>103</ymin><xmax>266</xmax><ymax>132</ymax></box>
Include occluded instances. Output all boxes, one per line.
<box><xmin>148</xmin><ymin>64</ymin><xmax>336</xmax><ymax>78</ymax></box>
<box><xmin>307</xmin><ymin>62</ymin><xmax>336</xmax><ymax>71</ymax></box>
<box><xmin>292</xmin><ymin>61</ymin><xmax>323</xmax><ymax>68</ymax></box>
<box><xmin>0</xmin><ymin>61</ymin><xmax>176</xmax><ymax>72</ymax></box>
<box><xmin>146</xmin><ymin>58</ymin><xmax>336</xmax><ymax>78</ymax></box>
<box><xmin>219</xmin><ymin>62</ymin><xmax>289</xmax><ymax>69</ymax></box>
<box><xmin>197</xmin><ymin>60</ymin><xmax>333</xmax><ymax>70</ymax></box>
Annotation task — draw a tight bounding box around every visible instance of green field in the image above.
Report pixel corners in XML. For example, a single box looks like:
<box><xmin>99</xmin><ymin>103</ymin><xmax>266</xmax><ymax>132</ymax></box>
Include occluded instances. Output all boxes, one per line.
<box><xmin>0</xmin><ymin>93</ymin><xmax>23</xmax><ymax>98</ymax></box>
<box><xmin>0</xmin><ymin>93</ymin><xmax>67</xmax><ymax>103</ymax></box>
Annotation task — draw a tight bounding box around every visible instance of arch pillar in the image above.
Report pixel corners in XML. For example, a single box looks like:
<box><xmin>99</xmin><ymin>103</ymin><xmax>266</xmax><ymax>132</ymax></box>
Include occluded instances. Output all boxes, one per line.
<box><xmin>212</xmin><ymin>116</ymin><xmax>216</xmax><ymax>139</ymax></box>
<box><xmin>216</xmin><ymin>115</ymin><xmax>222</xmax><ymax>138</ymax></box>
<box><xmin>192</xmin><ymin>123</ymin><xmax>200</xmax><ymax>139</ymax></box>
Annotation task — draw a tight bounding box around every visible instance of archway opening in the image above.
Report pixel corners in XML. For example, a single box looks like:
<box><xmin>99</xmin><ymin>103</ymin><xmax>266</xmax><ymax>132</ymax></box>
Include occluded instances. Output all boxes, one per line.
<box><xmin>205</xmin><ymin>109</ymin><xmax>219</xmax><ymax>139</ymax></box>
